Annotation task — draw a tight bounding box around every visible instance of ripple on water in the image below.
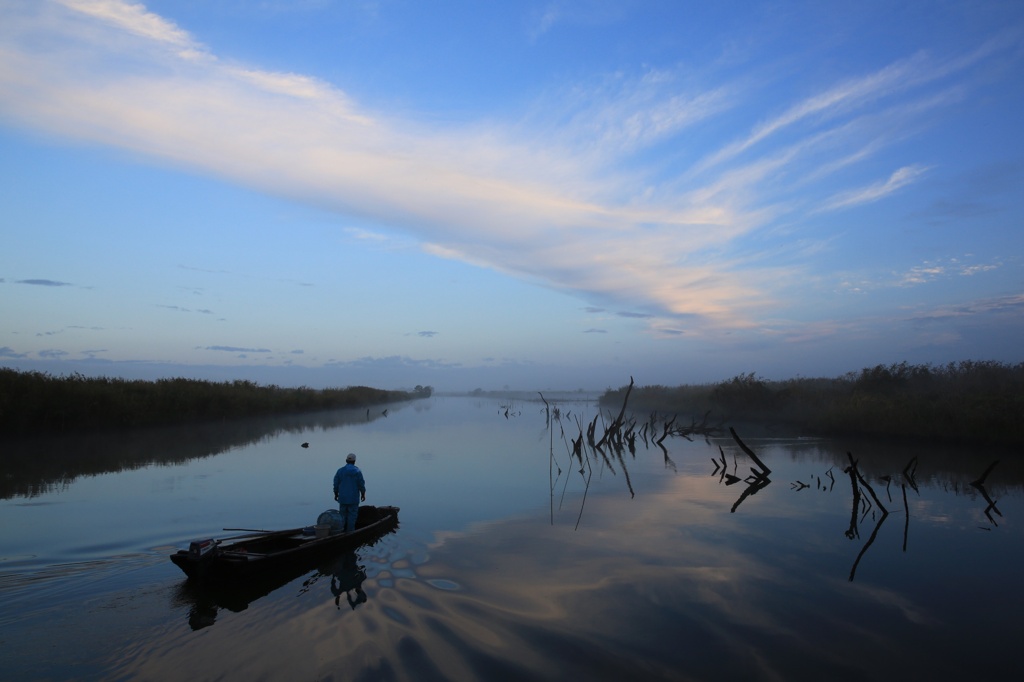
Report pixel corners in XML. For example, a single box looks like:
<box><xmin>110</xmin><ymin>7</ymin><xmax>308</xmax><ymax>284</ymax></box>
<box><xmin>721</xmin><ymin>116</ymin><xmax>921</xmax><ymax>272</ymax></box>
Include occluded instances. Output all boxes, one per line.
<box><xmin>381</xmin><ymin>604</ymin><xmax>412</xmax><ymax>626</ymax></box>
<box><xmin>425</xmin><ymin>578</ymin><xmax>460</xmax><ymax>591</ymax></box>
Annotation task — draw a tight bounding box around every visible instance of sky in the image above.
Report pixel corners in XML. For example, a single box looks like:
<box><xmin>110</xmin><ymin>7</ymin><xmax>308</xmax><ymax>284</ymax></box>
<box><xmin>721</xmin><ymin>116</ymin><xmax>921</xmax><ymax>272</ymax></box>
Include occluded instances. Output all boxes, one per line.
<box><xmin>1</xmin><ymin>0</ymin><xmax>1022</xmax><ymax>392</ymax></box>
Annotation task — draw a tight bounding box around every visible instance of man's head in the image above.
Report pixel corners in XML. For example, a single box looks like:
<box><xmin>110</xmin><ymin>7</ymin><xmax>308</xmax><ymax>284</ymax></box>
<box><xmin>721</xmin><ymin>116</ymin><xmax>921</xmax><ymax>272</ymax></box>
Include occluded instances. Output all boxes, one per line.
<box><xmin>346</xmin><ymin>453</ymin><xmax>357</xmax><ymax>464</ymax></box>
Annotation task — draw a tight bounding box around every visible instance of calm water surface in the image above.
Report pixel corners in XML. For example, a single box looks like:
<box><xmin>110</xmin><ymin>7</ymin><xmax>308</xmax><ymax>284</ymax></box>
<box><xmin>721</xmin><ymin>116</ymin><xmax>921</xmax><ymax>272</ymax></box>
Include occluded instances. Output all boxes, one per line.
<box><xmin>1</xmin><ymin>395</ymin><xmax>1021</xmax><ymax>681</ymax></box>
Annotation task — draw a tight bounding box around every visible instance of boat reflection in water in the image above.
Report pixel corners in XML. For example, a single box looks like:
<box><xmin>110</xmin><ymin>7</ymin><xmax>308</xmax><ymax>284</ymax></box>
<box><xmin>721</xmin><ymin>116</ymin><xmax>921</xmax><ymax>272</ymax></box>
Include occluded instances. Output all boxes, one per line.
<box><xmin>329</xmin><ymin>550</ymin><xmax>368</xmax><ymax>611</ymax></box>
<box><xmin>174</xmin><ymin>514</ymin><xmax>396</xmax><ymax>630</ymax></box>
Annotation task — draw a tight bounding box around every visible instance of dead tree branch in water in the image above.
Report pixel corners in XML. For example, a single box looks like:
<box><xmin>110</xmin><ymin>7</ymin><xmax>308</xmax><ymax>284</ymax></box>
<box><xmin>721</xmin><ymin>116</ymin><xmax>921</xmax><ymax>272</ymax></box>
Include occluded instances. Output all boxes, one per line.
<box><xmin>971</xmin><ymin>460</ymin><xmax>999</xmax><ymax>488</ymax></box>
<box><xmin>849</xmin><ymin>507</ymin><xmax>888</xmax><ymax>582</ymax></box>
<box><xmin>573</xmin><ymin>452</ymin><xmax>593</xmax><ymax>531</ymax></box>
<box><xmin>731</xmin><ymin>474</ymin><xmax>770</xmax><ymax>512</ymax></box>
<box><xmin>902</xmin><ymin>483</ymin><xmax>910</xmax><ymax>552</ymax></box>
<box><xmin>657</xmin><ymin>416</ymin><xmax>677</xmax><ymax>445</ymax></box>
<box><xmin>854</xmin><ymin>463</ymin><xmax>888</xmax><ymax>516</ymax></box>
<box><xmin>712</xmin><ymin>445</ymin><xmax>741</xmax><ymax>485</ymax></box>
<box><xmin>728</xmin><ymin>429</ymin><xmax>772</xmax><ymax>512</ymax></box>
<box><xmin>586</xmin><ymin>414</ymin><xmax>599</xmax><ymax>448</ymax></box>
<box><xmin>555</xmin><ymin>378</ymin><xmax>723</xmax><ymax>527</ymax></box>
<box><xmin>844</xmin><ymin>452</ymin><xmax>890</xmax><ymax>581</ymax></box>
<box><xmin>844</xmin><ymin>454</ymin><xmax>862</xmax><ymax>540</ymax></box>
<box><xmin>903</xmin><ymin>456</ymin><xmax>919</xmax><ymax>493</ymax></box>
<box><xmin>970</xmin><ymin>460</ymin><xmax>1003</xmax><ymax>526</ymax></box>
<box><xmin>711</xmin><ymin>446</ymin><xmax>726</xmax><ymax>475</ymax></box>
<box><xmin>597</xmin><ymin>376</ymin><xmax>634</xmax><ymax>449</ymax></box>
<box><xmin>614</xmin><ymin>448</ymin><xmax>635</xmax><ymax>498</ymax></box>
<box><xmin>571</xmin><ymin>432</ymin><xmax>584</xmax><ymax>464</ymax></box>
<box><xmin>658</xmin><ymin>441</ymin><xmax>676</xmax><ymax>472</ymax></box>
<box><xmin>729</xmin><ymin>427</ymin><xmax>771</xmax><ymax>476</ymax></box>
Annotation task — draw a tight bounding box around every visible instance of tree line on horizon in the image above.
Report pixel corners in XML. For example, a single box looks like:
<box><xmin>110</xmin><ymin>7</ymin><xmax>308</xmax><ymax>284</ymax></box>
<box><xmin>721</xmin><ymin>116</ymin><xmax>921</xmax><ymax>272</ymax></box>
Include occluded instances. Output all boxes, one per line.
<box><xmin>0</xmin><ymin>368</ymin><xmax>431</xmax><ymax>435</ymax></box>
<box><xmin>598</xmin><ymin>360</ymin><xmax>1024</xmax><ymax>447</ymax></box>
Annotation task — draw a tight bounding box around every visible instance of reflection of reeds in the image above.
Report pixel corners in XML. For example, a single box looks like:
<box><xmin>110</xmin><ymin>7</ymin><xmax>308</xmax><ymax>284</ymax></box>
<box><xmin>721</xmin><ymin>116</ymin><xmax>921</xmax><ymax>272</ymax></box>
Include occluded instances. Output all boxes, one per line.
<box><xmin>1</xmin><ymin>407</ymin><xmax>381</xmax><ymax>499</ymax></box>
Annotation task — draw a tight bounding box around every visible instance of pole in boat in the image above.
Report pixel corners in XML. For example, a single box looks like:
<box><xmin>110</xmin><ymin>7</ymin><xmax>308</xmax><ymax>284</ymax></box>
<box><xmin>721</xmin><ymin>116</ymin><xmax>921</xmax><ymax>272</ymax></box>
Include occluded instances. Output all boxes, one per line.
<box><xmin>223</xmin><ymin>527</ymin><xmax>271</xmax><ymax>533</ymax></box>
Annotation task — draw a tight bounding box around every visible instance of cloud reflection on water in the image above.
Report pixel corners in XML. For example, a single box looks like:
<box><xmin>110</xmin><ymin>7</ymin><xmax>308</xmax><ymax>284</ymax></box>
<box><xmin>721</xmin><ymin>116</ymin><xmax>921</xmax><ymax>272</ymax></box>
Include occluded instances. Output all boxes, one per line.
<box><xmin>111</xmin><ymin>461</ymin><xmax>1022</xmax><ymax>681</ymax></box>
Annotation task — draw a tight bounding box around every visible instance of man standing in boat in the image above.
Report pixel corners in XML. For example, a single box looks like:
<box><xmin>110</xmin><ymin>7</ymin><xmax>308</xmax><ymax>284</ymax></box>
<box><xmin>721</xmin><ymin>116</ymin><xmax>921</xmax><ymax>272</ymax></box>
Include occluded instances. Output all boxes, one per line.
<box><xmin>333</xmin><ymin>453</ymin><xmax>366</xmax><ymax>533</ymax></box>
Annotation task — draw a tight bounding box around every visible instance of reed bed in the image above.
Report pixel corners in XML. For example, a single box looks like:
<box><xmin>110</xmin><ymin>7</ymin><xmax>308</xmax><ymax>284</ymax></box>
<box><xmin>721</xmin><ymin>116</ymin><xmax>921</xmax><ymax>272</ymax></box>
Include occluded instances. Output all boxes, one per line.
<box><xmin>599</xmin><ymin>361</ymin><xmax>1024</xmax><ymax>447</ymax></box>
<box><xmin>0</xmin><ymin>368</ymin><xmax>429</xmax><ymax>434</ymax></box>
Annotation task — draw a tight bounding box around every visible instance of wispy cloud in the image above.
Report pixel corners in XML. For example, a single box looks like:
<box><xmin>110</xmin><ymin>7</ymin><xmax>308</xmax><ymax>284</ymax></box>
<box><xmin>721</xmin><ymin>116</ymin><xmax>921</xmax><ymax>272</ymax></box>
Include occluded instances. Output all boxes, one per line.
<box><xmin>527</xmin><ymin>5</ymin><xmax>561</xmax><ymax>41</ymax></box>
<box><xmin>327</xmin><ymin>355</ymin><xmax>462</xmax><ymax>371</ymax></box>
<box><xmin>0</xmin><ymin>1</ymin><xmax>1014</xmax><ymax>337</ymax></box>
<box><xmin>55</xmin><ymin>0</ymin><xmax>206</xmax><ymax>59</ymax></box>
<box><xmin>692</xmin><ymin>54</ymin><xmax>929</xmax><ymax>175</ymax></box>
<box><xmin>897</xmin><ymin>257</ymin><xmax>1000</xmax><ymax>286</ymax></box>
<box><xmin>527</xmin><ymin>2</ymin><xmax>627</xmax><ymax>42</ymax></box>
<box><xmin>200</xmin><ymin>345</ymin><xmax>272</xmax><ymax>353</ymax></box>
<box><xmin>178</xmin><ymin>265</ymin><xmax>230</xmax><ymax>275</ymax></box>
<box><xmin>818</xmin><ymin>165</ymin><xmax>930</xmax><ymax>212</ymax></box>
<box><xmin>837</xmin><ymin>256</ymin><xmax>1002</xmax><ymax>292</ymax></box>
<box><xmin>910</xmin><ymin>293</ymin><xmax>1024</xmax><ymax>322</ymax></box>
<box><xmin>157</xmin><ymin>304</ymin><xmax>215</xmax><ymax>314</ymax></box>
<box><xmin>16</xmin><ymin>279</ymin><xmax>73</xmax><ymax>286</ymax></box>
<box><xmin>899</xmin><ymin>263</ymin><xmax>946</xmax><ymax>286</ymax></box>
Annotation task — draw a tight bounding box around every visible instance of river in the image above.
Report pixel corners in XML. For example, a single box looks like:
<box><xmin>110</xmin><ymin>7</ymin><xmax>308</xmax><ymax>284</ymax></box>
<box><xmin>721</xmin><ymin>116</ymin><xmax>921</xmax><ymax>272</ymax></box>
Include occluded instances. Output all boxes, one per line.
<box><xmin>1</xmin><ymin>394</ymin><xmax>1021</xmax><ymax>681</ymax></box>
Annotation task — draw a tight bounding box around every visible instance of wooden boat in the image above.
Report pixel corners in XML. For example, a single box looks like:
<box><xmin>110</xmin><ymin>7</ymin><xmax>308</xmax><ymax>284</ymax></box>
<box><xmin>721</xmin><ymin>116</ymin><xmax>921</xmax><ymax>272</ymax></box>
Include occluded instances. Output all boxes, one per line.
<box><xmin>170</xmin><ymin>504</ymin><xmax>399</xmax><ymax>582</ymax></box>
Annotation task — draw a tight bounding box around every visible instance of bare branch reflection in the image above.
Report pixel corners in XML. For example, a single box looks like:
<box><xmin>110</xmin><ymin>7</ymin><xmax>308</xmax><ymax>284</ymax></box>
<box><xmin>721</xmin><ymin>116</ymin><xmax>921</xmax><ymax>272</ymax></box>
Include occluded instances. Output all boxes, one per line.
<box><xmin>723</xmin><ymin>428</ymin><xmax>773</xmax><ymax>513</ymax></box>
<box><xmin>538</xmin><ymin>385</ymin><xmax>1015</xmax><ymax>585</ymax></box>
<box><xmin>971</xmin><ymin>460</ymin><xmax>1003</xmax><ymax>528</ymax></box>
<box><xmin>544</xmin><ymin>380</ymin><xmax>722</xmax><ymax>529</ymax></box>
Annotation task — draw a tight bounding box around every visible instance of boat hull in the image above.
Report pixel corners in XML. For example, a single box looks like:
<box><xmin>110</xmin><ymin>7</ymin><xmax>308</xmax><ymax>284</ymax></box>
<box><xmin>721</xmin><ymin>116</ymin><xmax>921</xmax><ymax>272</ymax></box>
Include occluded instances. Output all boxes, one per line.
<box><xmin>170</xmin><ymin>505</ymin><xmax>399</xmax><ymax>582</ymax></box>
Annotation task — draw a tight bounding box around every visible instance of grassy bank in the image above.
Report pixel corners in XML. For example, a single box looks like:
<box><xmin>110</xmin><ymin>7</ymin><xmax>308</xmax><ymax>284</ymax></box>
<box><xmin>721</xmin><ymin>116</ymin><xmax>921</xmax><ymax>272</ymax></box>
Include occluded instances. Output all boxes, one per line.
<box><xmin>0</xmin><ymin>368</ymin><xmax>432</xmax><ymax>435</ymax></box>
<box><xmin>599</xmin><ymin>361</ymin><xmax>1024</xmax><ymax>447</ymax></box>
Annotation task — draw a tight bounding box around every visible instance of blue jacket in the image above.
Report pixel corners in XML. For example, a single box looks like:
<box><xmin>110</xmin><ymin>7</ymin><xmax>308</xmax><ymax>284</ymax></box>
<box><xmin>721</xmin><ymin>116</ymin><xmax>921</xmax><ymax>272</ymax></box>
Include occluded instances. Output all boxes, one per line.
<box><xmin>333</xmin><ymin>464</ymin><xmax>365</xmax><ymax>505</ymax></box>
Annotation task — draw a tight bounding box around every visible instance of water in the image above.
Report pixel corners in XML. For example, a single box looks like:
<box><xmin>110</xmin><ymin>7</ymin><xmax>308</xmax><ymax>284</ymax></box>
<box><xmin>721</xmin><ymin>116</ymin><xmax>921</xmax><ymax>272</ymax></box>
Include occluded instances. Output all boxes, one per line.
<box><xmin>1</xmin><ymin>395</ymin><xmax>1021</xmax><ymax>680</ymax></box>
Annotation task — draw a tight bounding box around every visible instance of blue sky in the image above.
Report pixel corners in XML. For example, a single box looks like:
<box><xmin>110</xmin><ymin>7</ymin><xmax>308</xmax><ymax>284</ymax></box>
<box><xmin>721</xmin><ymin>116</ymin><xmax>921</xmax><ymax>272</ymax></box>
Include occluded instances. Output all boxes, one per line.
<box><xmin>1</xmin><ymin>0</ymin><xmax>1022</xmax><ymax>392</ymax></box>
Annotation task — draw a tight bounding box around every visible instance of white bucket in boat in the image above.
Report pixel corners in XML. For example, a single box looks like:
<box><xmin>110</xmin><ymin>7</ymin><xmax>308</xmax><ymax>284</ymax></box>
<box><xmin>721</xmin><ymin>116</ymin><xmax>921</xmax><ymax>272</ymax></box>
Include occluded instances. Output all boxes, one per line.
<box><xmin>314</xmin><ymin>524</ymin><xmax>331</xmax><ymax>539</ymax></box>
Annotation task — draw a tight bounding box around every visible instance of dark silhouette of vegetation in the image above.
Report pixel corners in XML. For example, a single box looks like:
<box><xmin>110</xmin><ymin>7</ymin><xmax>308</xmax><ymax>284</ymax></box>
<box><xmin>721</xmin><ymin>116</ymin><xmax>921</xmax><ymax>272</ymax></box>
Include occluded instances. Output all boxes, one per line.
<box><xmin>1</xmin><ymin>405</ymin><xmax>396</xmax><ymax>500</ymax></box>
<box><xmin>0</xmin><ymin>368</ymin><xmax>430</xmax><ymax>435</ymax></box>
<box><xmin>599</xmin><ymin>361</ymin><xmax>1024</xmax><ymax>446</ymax></box>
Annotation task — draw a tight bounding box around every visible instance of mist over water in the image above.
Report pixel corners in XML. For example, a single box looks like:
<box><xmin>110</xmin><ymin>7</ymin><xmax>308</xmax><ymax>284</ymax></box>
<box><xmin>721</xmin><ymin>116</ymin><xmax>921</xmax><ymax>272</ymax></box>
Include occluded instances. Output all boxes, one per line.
<box><xmin>1</xmin><ymin>395</ymin><xmax>1021</xmax><ymax>680</ymax></box>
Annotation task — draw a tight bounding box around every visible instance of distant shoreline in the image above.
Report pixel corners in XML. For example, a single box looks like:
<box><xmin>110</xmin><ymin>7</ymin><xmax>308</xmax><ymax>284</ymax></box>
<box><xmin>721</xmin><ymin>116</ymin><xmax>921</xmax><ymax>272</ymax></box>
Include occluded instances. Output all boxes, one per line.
<box><xmin>0</xmin><ymin>368</ymin><xmax>432</xmax><ymax>435</ymax></box>
<box><xmin>4</xmin><ymin>361</ymin><xmax>1021</xmax><ymax>448</ymax></box>
<box><xmin>597</xmin><ymin>361</ymin><xmax>1024</xmax><ymax>448</ymax></box>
